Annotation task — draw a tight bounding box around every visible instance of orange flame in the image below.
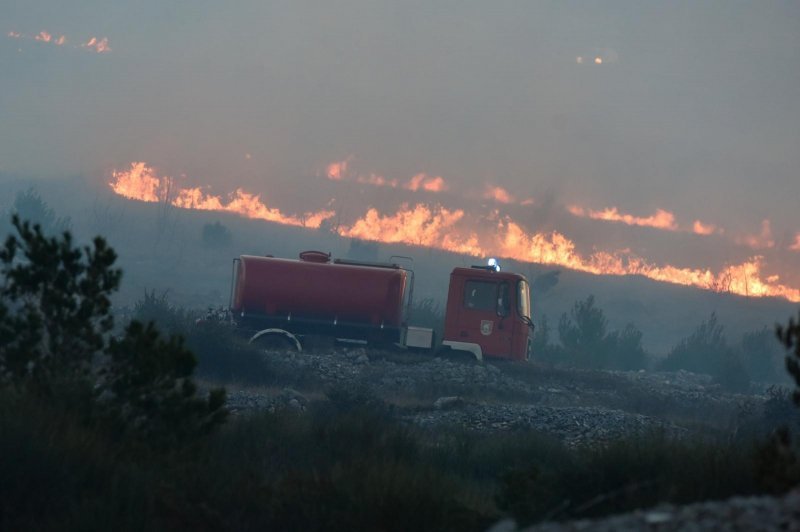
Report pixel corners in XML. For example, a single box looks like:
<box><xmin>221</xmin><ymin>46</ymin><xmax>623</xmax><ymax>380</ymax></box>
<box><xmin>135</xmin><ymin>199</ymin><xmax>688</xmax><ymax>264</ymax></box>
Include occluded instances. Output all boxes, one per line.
<box><xmin>357</xmin><ymin>174</ymin><xmax>398</xmax><ymax>188</ymax></box>
<box><xmin>324</xmin><ymin>160</ymin><xmax>446</xmax><ymax>193</ymax></box>
<box><xmin>736</xmin><ymin>219</ymin><xmax>775</xmax><ymax>250</ymax></box>
<box><xmin>569</xmin><ymin>205</ymin><xmax>678</xmax><ymax>231</ymax></box>
<box><xmin>326</xmin><ymin>160</ymin><xmax>348</xmax><ymax>180</ymax></box>
<box><xmin>108</xmin><ymin>166</ymin><xmax>800</xmax><ymax>302</ymax></box>
<box><xmin>337</xmin><ymin>203</ymin><xmax>483</xmax><ymax>256</ymax></box>
<box><xmin>405</xmin><ymin>173</ymin><xmax>448</xmax><ymax>192</ymax></box>
<box><xmin>789</xmin><ymin>234</ymin><xmax>800</xmax><ymax>252</ymax></box>
<box><xmin>692</xmin><ymin>220</ymin><xmax>718</xmax><ymax>236</ymax></box>
<box><xmin>338</xmin><ymin>203</ymin><xmax>800</xmax><ymax>302</ymax></box>
<box><xmin>484</xmin><ymin>185</ymin><xmax>515</xmax><ymax>204</ymax></box>
<box><xmin>495</xmin><ymin>218</ymin><xmax>798</xmax><ymax>300</ymax></box>
<box><xmin>31</xmin><ymin>31</ymin><xmax>66</xmax><ymax>45</ymax></box>
<box><xmin>110</xmin><ymin>162</ymin><xmax>334</xmax><ymax>228</ymax></box>
<box><xmin>82</xmin><ymin>37</ymin><xmax>110</xmax><ymax>53</ymax></box>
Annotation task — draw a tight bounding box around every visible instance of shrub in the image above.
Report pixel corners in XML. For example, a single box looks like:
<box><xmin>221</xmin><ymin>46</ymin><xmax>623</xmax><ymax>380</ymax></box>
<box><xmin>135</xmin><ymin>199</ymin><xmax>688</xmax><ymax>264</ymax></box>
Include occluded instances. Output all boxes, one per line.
<box><xmin>12</xmin><ymin>187</ymin><xmax>71</xmax><ymax>235</ymax></box>
<box><xmin>777</xmin><ymin>310</ymin><xmax>800</xmax><ymax>405</ymax></box>
<box><xmin>555</xmin><ymin>296</ymin><xmax>647</xmax><ymax>370</ymax></box>
<box><xmin>132</xmin><ymin>289</ymin><xmax>189</xmax><ymax>336</ymax></box>
<box><xmin>0</xmin><ymin>215</ymin><xmax>120</xmax><ymax>395</ymax></box>
<box><xmin>201</xmin><ymin>221</ymin><xmax>233</xmax><ymax>248</ymax></box>
<box><xmin>101</xmin><ymin>320</ymin><xmax>227</xmax><ymax>448</ymax></box>
<box><xmin>0</xmin><ymin>215</ymin><xmax>226</xmax><ymax>448</ymax></box>
<box><xmin>410</xmin><ymin>297</ymin><xmax>444</xmax><ymax>344</ymax></box>
<box><xmin>186</xmin><ymin>320</ymin><xmax>275</xmax><ymax>385</ymax></box>
<box><xmin>740</xmin><ymin>327</ymin><xmax>785</xmax><ymax>383</ymax></box>
<box><xmin>660</xmin><ymin>313</ymin><xmax>750</xmax><ymax>392</ymax></box>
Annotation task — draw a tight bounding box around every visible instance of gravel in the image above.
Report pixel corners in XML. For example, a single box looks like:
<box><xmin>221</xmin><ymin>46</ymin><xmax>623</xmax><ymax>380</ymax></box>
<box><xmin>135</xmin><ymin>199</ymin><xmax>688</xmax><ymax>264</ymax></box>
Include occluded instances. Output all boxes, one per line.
<box><xmin>515</xmin><ymin>489</ymin><xmax>800</xmax><ymax>531</ymax></box>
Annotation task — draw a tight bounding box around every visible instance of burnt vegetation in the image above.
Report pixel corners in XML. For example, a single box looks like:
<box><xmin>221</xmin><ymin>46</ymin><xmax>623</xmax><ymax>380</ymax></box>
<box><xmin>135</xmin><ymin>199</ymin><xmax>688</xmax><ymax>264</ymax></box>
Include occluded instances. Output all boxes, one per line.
<box><xmin>2</xmin><ymin>211</ymin><xmax>800</xmax><ymax>530</ymax></box>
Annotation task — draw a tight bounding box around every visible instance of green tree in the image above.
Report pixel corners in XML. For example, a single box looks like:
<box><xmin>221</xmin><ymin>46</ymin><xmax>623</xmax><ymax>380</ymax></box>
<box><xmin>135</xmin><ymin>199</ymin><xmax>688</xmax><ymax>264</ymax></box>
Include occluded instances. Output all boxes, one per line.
<box><xmin>777</xmin><ymin>311</ymin><xmax>800</xmax><ymax>405</ymax></box>
<box><xmin>660</xmin><ymin>313</ymin><xmax>749</xmax><ymax>392</ymax></box>
<box><xmin>555</xmin><ymin>296</ymin><xmax>647</xmax><ymax>370</ymax></box>
<box><xmin>558</xmin><ymin>295</ymin><xmax>607</xmax><ymax>354</ymax></box>
<box><xmin>0</xmin><ymin>215</ymin><xmax>226</xmax><ymax>444</ymax></box>
<box><xmin>101</xmin><ymin>321</ymin><xmax>226</xmax><ymax>447</ymax></box>
<box><xmin>741</xmin><ymin>327</ymin><xmax>785</xmax><ymax>383</ymax></box>
<box><xmin>201</xmin><ymin>221</ymin><xmax>232</xmax><ymax>248</ymax></box>
<box><xmin>12</xmin><ymin>187</ymin><xmax>71</xmax><ymax>235</ymax></box>
<box><xmin>0</xmin><ymin>215</ymin><xmax>120</xmax><ymax>394</ymax></box>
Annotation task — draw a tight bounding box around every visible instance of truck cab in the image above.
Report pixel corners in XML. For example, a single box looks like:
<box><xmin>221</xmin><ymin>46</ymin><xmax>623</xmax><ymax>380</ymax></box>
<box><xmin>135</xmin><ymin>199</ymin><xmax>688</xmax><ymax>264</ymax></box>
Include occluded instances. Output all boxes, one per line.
<box><xmin>442</xmin><ymin>267</ymin><xmax>533</xmax><ymax>361</ymax></box>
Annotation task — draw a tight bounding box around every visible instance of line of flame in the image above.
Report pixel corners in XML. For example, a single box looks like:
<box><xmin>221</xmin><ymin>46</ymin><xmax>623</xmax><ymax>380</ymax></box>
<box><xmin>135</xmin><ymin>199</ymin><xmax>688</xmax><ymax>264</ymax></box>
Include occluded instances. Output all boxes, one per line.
<box><xmin>110</xmin><ymin>162</ymin><xmax>334</xmax><ymax>228</ymax></box>
<box><xmin>568</xmin><ymin>205</ymin><xmax>679</xmax><ymax>231</ymax></box>
<box><xmin>108</xmin><ymin>163</ymin><xmax>800</xmax><ymax>302</ymax></box>
<box><xmin>7</xmin><ymin>30</ymin><xmax>109</xmax><ymax>52</ymax></box>
<box><xmin>337</xmin><ymin>204</ymin><xmax>800</xmax><ymax>302</ymax></box>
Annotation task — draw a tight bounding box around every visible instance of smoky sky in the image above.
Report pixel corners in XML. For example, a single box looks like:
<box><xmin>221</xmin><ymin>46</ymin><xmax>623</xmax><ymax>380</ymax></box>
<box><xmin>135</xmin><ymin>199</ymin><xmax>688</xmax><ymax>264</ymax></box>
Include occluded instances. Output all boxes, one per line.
<box><xmin>2</xmin><ymin>1</ymin><xmax>799</xmax><ymax>236</ymax></box>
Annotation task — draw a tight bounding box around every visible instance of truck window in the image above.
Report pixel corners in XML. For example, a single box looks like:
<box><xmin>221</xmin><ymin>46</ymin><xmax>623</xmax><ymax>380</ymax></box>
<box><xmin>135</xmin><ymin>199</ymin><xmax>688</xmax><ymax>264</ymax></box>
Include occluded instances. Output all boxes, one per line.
<box><xmin>517</xmin><ymin>280</ymin><xmax>531</xmax><ymax>319</ymax></box>
<box><xmin>498</xmin><ymin>282</ymin><xmax>510</xmax><ymax>317</ymax></box>
<box><xmin>463</xmin><ymin>281</ymin><xmax>497</xmax><ymax>312</ymax></box>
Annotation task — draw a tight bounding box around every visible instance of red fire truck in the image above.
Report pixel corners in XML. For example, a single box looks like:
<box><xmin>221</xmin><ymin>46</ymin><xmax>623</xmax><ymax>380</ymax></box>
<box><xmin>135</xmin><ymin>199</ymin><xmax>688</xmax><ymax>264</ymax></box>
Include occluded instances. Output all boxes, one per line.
<box><xmin>229</xmin><ymin>250</ymin><xmax>533</xmax><ymax>361</ymax></box>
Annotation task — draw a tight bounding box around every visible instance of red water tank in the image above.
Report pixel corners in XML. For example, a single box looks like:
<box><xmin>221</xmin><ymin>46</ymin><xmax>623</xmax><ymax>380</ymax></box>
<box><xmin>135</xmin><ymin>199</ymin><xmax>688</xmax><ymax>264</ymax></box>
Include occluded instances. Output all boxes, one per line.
<box><xmin>231</xmin><ymin>253</ymin><xmax>408</xmax><ymax>329</ymax></box>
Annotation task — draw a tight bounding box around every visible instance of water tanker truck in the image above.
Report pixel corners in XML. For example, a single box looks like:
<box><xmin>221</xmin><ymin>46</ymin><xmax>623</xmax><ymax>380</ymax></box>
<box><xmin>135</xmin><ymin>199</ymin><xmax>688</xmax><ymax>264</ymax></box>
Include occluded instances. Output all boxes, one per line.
<box><xmin>229</xmin><ymin>250</ymin><xmax>534</xmax><ymax>361</ymax></box>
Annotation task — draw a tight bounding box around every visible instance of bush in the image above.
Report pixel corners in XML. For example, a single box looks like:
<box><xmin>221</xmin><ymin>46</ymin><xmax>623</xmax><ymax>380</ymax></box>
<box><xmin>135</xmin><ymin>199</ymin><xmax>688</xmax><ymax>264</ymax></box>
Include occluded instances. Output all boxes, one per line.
<box><xmin>740</xmin><ymin>327</ymin><xmax>786</xmax><ymax>383</ymax></box>
<box><xmin>555</xmin><ymin>296</ymin><xmax>648</xmax><ymax>370</ymax></box>
<box><xmin>660</xmin><ymin>313</ymin><xmax>750</xmax><ymax>392</ymax></box>
<box><xmin>132</xmin><ymin>289</ymin><xmax>189</xmax><ymax>336</ymax></box>
<box><xmin>201</xmin><ymin>221</ymin><xmax>233</xmax><ymax>248</ymax></box>
<box><xmin>777</xmin><ymin>310</ymin><xmax>800</xmax><ymax>405</ymax></box>
<box><xmin>187</xmin><ymin>320</ymin><xmax>275</xmax><ymax>385</ymax></box>
<box><xmin>0</xmin><ymin>215</ymin><xmax>226</xmax><ymax>447</ymax></box>
<box><xmin>12</xmin><ymin>187</ymin><xmax>71</xmax><ymax>235</ymax></box>
<box><xmin>409</xmin><ymin>297</ymin><xmax>444</xmax><ymax>344</ymax></box>
<box><xmin>0</xmin><ymin>215</ymin><xmax>120</xmax><ymax>395</ymax></box>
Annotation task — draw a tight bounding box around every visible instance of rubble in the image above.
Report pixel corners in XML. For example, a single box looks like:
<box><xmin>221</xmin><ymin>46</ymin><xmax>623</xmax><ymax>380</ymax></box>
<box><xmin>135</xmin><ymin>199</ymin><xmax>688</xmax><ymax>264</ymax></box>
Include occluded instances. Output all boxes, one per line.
<box><xmin>223</xmin><ymin>347</ymin><xmax>756</xmax><ymax>447</ymax></box>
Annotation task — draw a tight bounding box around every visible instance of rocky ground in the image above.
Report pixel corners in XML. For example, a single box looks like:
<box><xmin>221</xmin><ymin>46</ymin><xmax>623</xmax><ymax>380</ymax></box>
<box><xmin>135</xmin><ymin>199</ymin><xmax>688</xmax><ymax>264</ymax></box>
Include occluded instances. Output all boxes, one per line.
<box><xmin>224</xmin><ymin>346</ymin><xmax>767</xmax><ymax>447</ymax></box>
<box><xmin>219</xmin><ymin>346</ymin><xmax>798</xmax><ymax>529</ymax></box>
<box><xmin>517</xmin><ymin>489</ymin><xmax>800</xmax><ymax>531</ymax></box>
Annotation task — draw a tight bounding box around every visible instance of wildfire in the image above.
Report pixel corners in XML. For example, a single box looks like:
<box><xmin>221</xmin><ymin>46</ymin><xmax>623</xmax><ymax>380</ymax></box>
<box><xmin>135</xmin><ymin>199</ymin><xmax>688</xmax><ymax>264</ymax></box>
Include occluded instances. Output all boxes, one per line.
<box><xmin>484</xmin><ymin>185</ymin><xmax>515</xmax><ymax>204</ymax></box>
<box><xmin>338</xmin><ymin>204</ymin><xmax>483</xmax><ymax>256</ymax></box>
<box><xmin>323</xmin><ymin>160</ymin><xmax>447</xmax><ymax>193</ymax></box>
<box><xmin>7</xmin><ymin>30</ymin><xmax>109</xmax><ymax>52</ymax></box>
<box><xmin>82</xmin><ymin>37</ymin><xmax>111</xmax><ymax>53</ymax></box>
<box><xmin>736</xmin><ymin>219</ymin><xmax>775</xmax><ymax>250</ymax></box>
<box><xmin>405</xmin><ymin>173</ymin><xmax>448</xmax><ymax>193</ymax></box>
<box><xmin>569</xmin><ymin>205</ymin><xmax>678</xmax><ymax>231</ymax></box>
<box><xmin>110</xmin><ymin>162</ymin><xmax>334</xmax><ymax>228</ymax></box>
<box><xmin>108</xmin><ymin>163</ymin><xmax>800</xmax><ymax>302</ymax></box>
<box><xmin>789</xmin><ymin>234</ymin><xmax>800</xmax><ymax>252</ymax></box>
<box><xmin>326</xmin><ymin>160</ymin><xmax>349</xmax><ymax>180</ymax></box>
<box><xmin>692</xmin><ymin>220</ymin><xmax>718</xmax><ymax>236</ymax></box>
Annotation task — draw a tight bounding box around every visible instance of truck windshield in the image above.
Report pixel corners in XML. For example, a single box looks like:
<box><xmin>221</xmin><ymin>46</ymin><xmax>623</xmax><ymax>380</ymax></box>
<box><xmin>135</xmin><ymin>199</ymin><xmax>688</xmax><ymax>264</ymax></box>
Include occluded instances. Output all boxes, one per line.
<box><xmin>517</xmin><ymin>280</ymin><xmax>531</xmax><ymax>320</ymax></box>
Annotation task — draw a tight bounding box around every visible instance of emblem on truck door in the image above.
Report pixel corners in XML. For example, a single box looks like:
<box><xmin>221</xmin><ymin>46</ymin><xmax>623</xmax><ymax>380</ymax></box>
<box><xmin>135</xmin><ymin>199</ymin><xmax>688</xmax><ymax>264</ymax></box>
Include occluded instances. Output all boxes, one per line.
<box><xmin>480</xmin><ymin>320</ymin><xmax>493</xmax><ymax>336</ymax></box>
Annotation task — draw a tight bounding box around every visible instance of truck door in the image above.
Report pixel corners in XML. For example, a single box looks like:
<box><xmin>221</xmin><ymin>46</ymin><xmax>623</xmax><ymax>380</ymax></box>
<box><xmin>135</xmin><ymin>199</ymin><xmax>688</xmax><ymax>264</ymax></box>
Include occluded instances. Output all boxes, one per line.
<box><xmin>458</xmin><ymin>279</ymin><xmax>512</xmax><ymax>357</ymax></box>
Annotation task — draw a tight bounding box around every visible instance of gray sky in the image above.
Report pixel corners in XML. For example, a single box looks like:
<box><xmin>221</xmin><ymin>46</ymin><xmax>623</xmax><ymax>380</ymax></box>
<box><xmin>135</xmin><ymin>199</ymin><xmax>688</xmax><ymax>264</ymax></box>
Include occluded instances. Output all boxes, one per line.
<box><xmin>2</xmin><ymin>1</ymin><xmax>799</xmax><ymax>239</ymax></box>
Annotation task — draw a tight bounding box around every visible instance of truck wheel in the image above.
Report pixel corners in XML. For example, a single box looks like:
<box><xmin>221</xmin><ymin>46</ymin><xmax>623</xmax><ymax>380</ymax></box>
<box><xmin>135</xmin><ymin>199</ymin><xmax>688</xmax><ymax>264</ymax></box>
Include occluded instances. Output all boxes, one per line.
<box><xmin>249</xmin><ymin>329</ymin><xmax>302</xmax><ymax>352</ymax></box>
<box><xmin>435</xmin><ymin>346</ymin><xmax>479</xmax><ymax>365</ymax></box>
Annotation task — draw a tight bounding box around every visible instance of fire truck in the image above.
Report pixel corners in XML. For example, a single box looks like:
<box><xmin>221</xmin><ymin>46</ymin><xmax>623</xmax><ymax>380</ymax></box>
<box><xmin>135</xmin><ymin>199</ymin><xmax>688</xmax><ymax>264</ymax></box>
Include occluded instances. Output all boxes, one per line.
<box><xmin>229</xmin><ymin>250</ymin><xmax>534</xmax><ymax>361</ymax></box>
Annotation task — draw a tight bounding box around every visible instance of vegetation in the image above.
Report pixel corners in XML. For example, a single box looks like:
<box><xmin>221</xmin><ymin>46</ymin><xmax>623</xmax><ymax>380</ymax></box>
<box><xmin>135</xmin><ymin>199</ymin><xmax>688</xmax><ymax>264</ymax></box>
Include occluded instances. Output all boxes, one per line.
<box><xmin>2</xmin><ymin>215</ymin><xmax>800</xmax><ymax>530</ymax></box>
<box><xmin>533</xmin><ymin>297</ymin><xmax>785</xmax><ymax>393</ymax></box>
<box><xmin>201</xmin><ymin>221</ymin><xmax>233</xmax><ymax>248</ymax></box>
<box><xmin>0</xmin><ymin>215</ymin><xmax>226</xmax><ymax>447</ymax></box>
<box><xmin>659</xmin><ymin>313</ymin><xmax>750</xmax><ymax>392</ymax></box>
<box><xmin>534</xmin><ymin>296</ymin><xmax>648</xmax><ymax>371</ymax></box>
<box><xmin>12</xmin><ymin>187</ymin><xmax>71</xmax><ymax>235</ymax></box>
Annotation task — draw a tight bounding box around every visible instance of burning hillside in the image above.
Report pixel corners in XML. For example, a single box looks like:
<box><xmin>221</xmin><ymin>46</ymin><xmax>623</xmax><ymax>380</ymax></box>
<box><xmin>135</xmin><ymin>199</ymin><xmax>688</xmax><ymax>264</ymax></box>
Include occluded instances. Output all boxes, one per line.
<box><xmin>109</xmin><ymin>162</ymin><xmax>800</xmax><ymax>303</ymax></box>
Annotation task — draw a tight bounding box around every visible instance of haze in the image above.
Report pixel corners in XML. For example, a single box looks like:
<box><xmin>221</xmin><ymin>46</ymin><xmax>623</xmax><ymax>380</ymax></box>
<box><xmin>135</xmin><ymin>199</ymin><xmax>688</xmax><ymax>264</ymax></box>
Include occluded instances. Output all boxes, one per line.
<box><xmin>2</xmin><ymin>1</ymin><xmax>799</xmax><ymax>257</ymax></box>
